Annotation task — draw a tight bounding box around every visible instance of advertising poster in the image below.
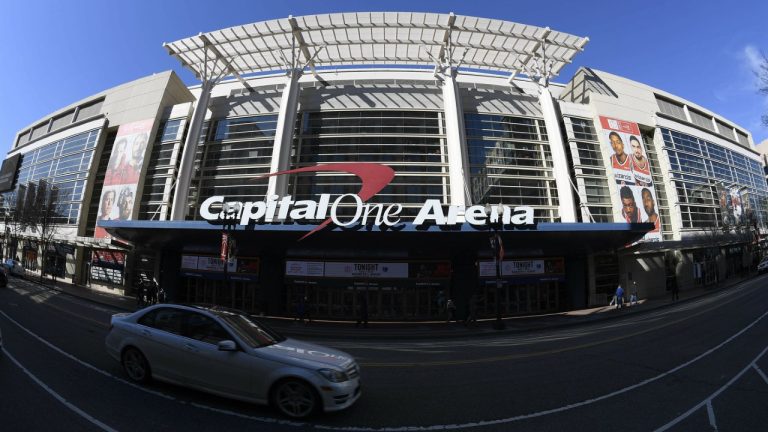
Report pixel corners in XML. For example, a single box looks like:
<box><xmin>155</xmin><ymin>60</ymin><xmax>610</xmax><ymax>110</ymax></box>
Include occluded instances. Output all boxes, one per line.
<box><xmin>95</xmin><ymin>118</ymin><xmax>153</xmax><ymax>238</ymax></box>
<box><xmin>599</xmin><ymin>116</ymin><xmax>661</xmax><ymax>242</ymax></box>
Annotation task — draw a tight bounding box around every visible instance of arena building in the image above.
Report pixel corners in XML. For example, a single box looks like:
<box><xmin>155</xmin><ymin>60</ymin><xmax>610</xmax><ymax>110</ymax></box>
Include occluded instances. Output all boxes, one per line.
<box><xmin>2</xmin><ymin>12</ymin><xmax>766</xmax><ymax>320</ymax></box>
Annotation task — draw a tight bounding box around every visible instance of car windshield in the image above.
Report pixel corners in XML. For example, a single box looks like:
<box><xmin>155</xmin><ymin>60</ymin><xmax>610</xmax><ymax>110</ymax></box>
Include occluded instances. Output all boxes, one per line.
<box><xmin>217</xmin><ymin>313</ymin><xmax>286</xmax><ymax>348</ymax></box>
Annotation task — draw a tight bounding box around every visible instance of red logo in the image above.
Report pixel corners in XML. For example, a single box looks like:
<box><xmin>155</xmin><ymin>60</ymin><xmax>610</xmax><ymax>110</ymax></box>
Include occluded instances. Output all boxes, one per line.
<box><xmin>255</xmin><ymin>163</ymin><xmax>395</xmax><ymax>239</ymax></box>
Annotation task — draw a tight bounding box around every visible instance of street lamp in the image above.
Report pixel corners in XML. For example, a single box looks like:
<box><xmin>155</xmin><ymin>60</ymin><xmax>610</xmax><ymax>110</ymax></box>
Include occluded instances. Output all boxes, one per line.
<box><xmin>487</xmin><ymin>205</ymin><xmax>505</xmax><ymax>330</ymax></box>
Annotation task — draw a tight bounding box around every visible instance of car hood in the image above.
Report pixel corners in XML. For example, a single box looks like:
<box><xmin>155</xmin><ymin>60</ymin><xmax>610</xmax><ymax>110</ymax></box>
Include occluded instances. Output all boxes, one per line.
<box><xmin>259</xmin><ymin>338</ymin><xmax>354</xmax><ymax>369</ymax></box>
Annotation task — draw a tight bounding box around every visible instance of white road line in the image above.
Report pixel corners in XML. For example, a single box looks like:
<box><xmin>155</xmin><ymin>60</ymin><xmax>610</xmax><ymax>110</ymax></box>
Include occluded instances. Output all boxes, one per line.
<box><xmin>754</xmin><ymin>364</ymin><xmax>768</xmax><ymax>385</ymax></box>
<box><xmin>1</xmin><ymin>346</ymin><xmax>118</xmax><ymax>432</ymax></box>
<box><xmin>654</xmin><ymin>345</ymin><xmax>768</xmax><ymax>432</ymax></box>
<box><xmin>706</xmin><ymin>400</ymin><xmax>718</xmax><ymax>430</ymax></box>
<box><xmin>0</xmin><ymin>309</ymin><xmax>173</xmax><ymax>401</ymax></box>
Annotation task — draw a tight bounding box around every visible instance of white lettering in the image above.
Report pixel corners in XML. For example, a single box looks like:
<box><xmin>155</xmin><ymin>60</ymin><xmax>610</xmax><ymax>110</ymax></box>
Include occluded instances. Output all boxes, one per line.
<box><xmin>276</xmin><ymin>196</ymin><xmax>295</xmax><ymax>221</ymax></box>
<box><xmin>362</xmin><ymin>204</ymin><xmax>383</xmax><ymax>225</ymax></box>
<box><xmin>381</xmin><ymin>203</ymin><xmax>402</xmax><ymax>226</ymax></box>
<box><xmin>290</xmin><ymin>201</ymin><xmax>317</xmax><ymax>220</ymax></box>
<box><xmin>331</xmin><ymin>194</ymin><xmax>362</xmax><ymax>227</ymax></box>
<box><xmin>316</xmin><ymin>194</ymin><xmax>331</xmax><ymax>219</ymax></box>
<box><xmin>200</xmin><ymin>196</ymin><xmax>224</xmax><ymax>220</ymax></box>
<box><xmin>239</xmin><ymin>201</ymin><xmax>266</xmax><ymax>225</ymax></box>
<box><xmin>511</xmin><ymin>207</ymin><xmax>534</xmax><ymax>225</ymax></box>
<box><xmin>265</xmin><ymin>195</ymin><xmax>279</xmax><ymax>222</ymax></box>
<box><xmin>465</xmin><ymin>205</ymin><xmax>487</xmax><ymax>225</ymax></box>
<box><xmin>414</xmin><ymin>200</ymin><xmax>447</xmax><ymax>225</ymax></box>
<box><xmin>447</xmin><ymin>205</ymin><xmax>464</xmax><ymax>225</ymax></box>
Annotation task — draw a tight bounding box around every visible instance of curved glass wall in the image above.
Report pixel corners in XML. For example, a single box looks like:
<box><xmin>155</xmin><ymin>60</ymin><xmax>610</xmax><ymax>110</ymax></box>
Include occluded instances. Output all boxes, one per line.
<box><xmin>661</xmin><ymin>128</ymin><xmax>768</xmax><ymax>230</ymax></box>
<box><xmin>464</xmin><ymin>113</ymin><xmax>558</xmax><ymax>222</ymax></box>
<box><xmin>9</xmin><ymin>129</ymin><xmax>99</xmax><ymax>224</ymax></box>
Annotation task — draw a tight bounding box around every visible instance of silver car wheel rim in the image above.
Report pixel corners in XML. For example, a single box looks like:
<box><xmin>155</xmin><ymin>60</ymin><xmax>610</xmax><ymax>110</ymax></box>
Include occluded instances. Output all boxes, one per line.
<box><xmin>276</xmin><ymin>381</ymin><xmax>316</xmax><ymax>418</ymax></box>
<box><xmin>124</xmin><ymin>350</ymin><xmax>146</xmax><ymax>381</ymax></box>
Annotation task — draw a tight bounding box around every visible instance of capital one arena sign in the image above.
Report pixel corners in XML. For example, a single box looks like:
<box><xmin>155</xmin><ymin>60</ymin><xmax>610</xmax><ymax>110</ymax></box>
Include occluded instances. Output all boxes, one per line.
<box><xmin>200</xmin><ymin>163</ymin><xmax>533</xmax><ymax>239</ymax></box>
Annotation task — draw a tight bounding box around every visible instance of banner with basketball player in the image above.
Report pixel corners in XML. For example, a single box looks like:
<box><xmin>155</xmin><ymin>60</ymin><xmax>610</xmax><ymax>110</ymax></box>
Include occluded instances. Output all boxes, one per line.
<box><xmin>599</xmin><ymin>116</ymin><xmax>661</xmax><ymax>242</ymax></box>
<box><xmin>95</xmin><ymin>118</ymin><xmax>154</xmax><ymax>239</ymax></box>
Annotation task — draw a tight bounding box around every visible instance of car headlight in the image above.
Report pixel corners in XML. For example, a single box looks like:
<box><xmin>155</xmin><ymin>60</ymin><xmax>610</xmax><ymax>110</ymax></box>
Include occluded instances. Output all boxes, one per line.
<box><xmin>318</xmin><ymin>368</ymin><xmax>349</xmax><ymax>383</ymax></box>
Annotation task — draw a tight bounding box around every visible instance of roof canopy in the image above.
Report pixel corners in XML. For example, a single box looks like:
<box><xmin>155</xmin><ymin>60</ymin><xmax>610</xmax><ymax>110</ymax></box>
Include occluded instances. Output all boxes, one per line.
<box><xmin>164</xmin><ymin>12</ymin><xmax>588</xmax><ymax>82</ymax></box>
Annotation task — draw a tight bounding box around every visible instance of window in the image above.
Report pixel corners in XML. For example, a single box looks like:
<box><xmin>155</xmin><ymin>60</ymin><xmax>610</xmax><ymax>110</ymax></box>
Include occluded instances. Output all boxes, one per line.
<box><xmin>183</xmin><ymin>313</ymin><xmax>231</xmax><ymax>345</ymax></box>
<box><xmin>139</xmin><ymin>308</ymin><xmax>185</xmax><ymax>335</ymax></box>
<box><xmin>656</xmin><ymin>97</ymin><xmax>686</xmax><ymax>121</ymax></box>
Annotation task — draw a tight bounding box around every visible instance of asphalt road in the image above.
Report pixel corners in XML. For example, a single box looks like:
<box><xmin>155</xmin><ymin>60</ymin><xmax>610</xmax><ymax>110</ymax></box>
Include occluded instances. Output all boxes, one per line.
<box><xmin>1</xmin><ymin>274</ymin><xmax>767</xmax><ymax>431</ymax></box>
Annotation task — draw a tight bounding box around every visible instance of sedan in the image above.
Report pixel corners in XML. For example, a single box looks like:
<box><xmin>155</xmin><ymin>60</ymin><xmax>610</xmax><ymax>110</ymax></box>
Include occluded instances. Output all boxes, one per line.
<box><xmin>105</xmin><ymin>304</ymin><xmax>361</xmax><ymax>419</ymax></box>
<box><xmin>758</xmin><ymin>258</ymin><xmax>768</xmax><ymax>275</ymax></box>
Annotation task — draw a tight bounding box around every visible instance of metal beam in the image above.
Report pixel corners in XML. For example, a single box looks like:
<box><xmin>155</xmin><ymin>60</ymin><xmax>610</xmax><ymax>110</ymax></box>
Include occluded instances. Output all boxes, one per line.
<box><xmin>198</xmin><ymin>34</ymin><xmax>255</xmax><ymax>92</ymax></box>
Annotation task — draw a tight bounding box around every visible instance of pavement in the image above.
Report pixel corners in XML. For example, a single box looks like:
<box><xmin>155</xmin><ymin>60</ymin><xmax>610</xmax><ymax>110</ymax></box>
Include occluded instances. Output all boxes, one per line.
<box><xmin>6</xmin><ymin>270</ymin><xmax>760</xmax><ymax>340</ymax></box>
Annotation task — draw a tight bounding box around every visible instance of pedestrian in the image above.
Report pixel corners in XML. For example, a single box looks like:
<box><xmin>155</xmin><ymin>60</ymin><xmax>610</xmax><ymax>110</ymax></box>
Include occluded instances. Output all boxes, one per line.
<box><xmin>629</xmin><ymin>281</ymin><xmax>638</xmax><ymax>306</ymax></box>
<box><xmin>356</xmin><ymin>293</ymin><xmax>369</xmax><ymax>328</ymax></box>
<box><xmin>446</xmin><ymin>298</ymin><xmax>457</xmax><ymax>322</ymax></box>
<box><xmin>464</xmin><ymin>295</ymin><xmax>478</xmax><ymax>326</ymax></box>
<box><xmin>294</xmin><ymin>296</ymin><xmax>306</xmax><ymax>323</ymax></box>
<box><xmin>436</xmin><ymin>290</ymin><xmax>446</xmax><ymax>316</ymax></box>
<box><xmin>671</xmin><ymin>281</ymin><xmax>679</xmax><ymax>302</ymax></box>
<box><xmin>615</xmin><ymin>284</ymin><xmax>624</xmax><ymax>309</ymax></box>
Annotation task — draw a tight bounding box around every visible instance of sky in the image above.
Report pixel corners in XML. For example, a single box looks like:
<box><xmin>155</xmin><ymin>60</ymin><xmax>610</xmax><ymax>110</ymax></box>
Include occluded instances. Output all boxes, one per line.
<box><xmin>1</xmin><ymin>0</ymin><xmax>767</xmax><ymax>155</ymax></box>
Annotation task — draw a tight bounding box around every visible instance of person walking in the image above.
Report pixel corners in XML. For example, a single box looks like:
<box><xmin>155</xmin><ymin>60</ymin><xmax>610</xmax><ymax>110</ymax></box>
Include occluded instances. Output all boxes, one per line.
<box><xmin>629</xmin><ymin>281</ymin><xmax>638</xmax><ymax>307</ymax></box>
<box><xmin>615</xmin><ymin>284</ymin><xmax>625</xmax><ymax>309</ymax></box>
<box><xmin>446</xmin><ymin>298</ymin><xmax>457</xmax><ymax>322</ymax></box>
<box><xmin>464</xmin><ymin>295</ymin><xmax>478</xmax><ymax>326</ymax></box>
<box><xmin>356</xmin><ymin>293</ymin><xmax>369</xmax><ymax>328</ymax></box>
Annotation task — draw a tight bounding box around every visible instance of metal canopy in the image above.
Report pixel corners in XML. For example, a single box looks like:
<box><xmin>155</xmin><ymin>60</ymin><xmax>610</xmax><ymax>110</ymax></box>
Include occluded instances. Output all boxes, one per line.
<box><xmin>164</xmin><ymin>12</ymin><xmax>589</xmax><ymax>81</ymax></box>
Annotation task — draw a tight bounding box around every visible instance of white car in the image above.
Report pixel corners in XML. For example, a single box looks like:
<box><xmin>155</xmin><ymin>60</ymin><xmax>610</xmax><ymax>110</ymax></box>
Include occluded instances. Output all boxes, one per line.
<box><xmin>105</xmin><ymin>304</ymin><xmax>361</xmax><ymax>418</ymax></box>
<box><xmin>758</xmin><ymin>258</ymin><xmax>768</xmax><ymax>275</ymax></box>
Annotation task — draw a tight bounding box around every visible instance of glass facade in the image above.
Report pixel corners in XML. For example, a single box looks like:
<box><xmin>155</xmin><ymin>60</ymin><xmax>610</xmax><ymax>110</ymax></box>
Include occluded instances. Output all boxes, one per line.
<box><xmin>565</xmin><ymin>116</ymin><xmax>612</xmax><ymax>222</ymax></box>
<box><xmin>289</xmin><ymin>110</ymin><xmax>448</xmax><ymax>218</ymax></box>
<box><xmin>188</xmin><ymin>115</ymin><xmax>277</xmax><ymax>219</ymax></box>
<box><xmin>140</xmin><ymin>118</ymin><xmax>185</xmax><ymax>220</ymax></box>
<box><xmin>12</xmin><ymin>129</ymin><xmax>99</xmax><ymax>224</ymax></box>
<box><xmin>661</xmin><ymin>128</ymin><xmax>768</xmax><ymax>229</ymax></box>
<box><xmin>465</xmin><ymin>113</ymin><xmax>558</xmax><ymax>222</ymax></box>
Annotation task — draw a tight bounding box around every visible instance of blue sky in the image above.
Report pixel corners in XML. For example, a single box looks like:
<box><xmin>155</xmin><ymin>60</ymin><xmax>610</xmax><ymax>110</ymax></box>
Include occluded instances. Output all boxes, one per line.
<box><xmin>1</xmin><ymin>0</ymin><xmax>767</xmax><ymax>154</ymax></box>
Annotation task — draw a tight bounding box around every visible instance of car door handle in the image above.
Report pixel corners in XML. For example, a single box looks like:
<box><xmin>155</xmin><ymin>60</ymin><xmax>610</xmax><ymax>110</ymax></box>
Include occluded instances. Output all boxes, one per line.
<box><xmin>184</xmin><ymin>343</ymin><xmax>199</xmax><ymax>352</ymax></box>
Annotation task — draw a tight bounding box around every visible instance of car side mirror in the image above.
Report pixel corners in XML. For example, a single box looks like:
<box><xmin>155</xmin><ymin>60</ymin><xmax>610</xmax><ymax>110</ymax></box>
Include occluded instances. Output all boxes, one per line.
<box><xmin>218</xmin><ymin>340</ymin><xmax>238</xmax><ymax>351</ymax></box>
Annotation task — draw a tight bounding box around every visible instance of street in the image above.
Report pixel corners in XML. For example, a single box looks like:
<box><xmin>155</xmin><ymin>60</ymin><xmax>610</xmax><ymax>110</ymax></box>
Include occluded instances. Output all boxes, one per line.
<box><xmin>1</xmin><ymin>275</ymin><xmax>767</xmax><ymax>431</ymax></box>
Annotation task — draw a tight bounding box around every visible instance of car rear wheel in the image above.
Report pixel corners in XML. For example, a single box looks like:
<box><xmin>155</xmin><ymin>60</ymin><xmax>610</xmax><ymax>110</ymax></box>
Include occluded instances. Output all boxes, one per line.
<box><xmin>272</xmin><ymin>379</ymin><xmax>320</xmax><ymax>419</ymax></box>
<box><xmin>121</xmin><ymin>347</ymin><xmax>151</xmax><ymax>383</ymax></box>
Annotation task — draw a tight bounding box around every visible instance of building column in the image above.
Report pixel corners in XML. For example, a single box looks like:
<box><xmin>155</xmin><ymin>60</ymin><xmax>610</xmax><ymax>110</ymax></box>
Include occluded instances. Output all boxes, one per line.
<box><xmin>538</xmin><ymin>86</ymin><xmax>577</xmax><ymax>222</ymax></box>
<box><xmin>266</xmin><ymin>71</ymin><xmax>301</xmax><ymax>199</ymax></box>
<box><xmin>170</xmin><ymin>79</ymin><xmax>214</xmax><ymax>221</ymax></box>
<box><xmin>441</xmin><ymin>68</ymin><xmax>469</xmax><ymax>206</ymax></box>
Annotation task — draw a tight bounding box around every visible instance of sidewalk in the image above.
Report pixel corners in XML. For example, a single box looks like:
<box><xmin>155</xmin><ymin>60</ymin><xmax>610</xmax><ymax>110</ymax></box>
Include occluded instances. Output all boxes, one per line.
<box><xmin>12</xmin><ymin>271</ymin><xmax>758</xmax><ymax>340</ymax></box>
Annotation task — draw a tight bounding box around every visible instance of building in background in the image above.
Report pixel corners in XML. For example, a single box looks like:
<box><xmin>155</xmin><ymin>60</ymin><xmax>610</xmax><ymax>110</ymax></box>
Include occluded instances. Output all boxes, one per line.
<box><xmin>1</xmin><ymin>12</ymin><xmax>766</xmax><ymax>320</ymax></box>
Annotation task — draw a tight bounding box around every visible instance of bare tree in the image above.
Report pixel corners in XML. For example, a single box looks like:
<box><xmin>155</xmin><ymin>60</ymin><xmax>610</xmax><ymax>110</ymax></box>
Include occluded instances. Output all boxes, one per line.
<box><xmin>758</xmin><ymin>51</ymin><xmax>768</xmax><ymax>127</ymax></box>
<box><xmin>27</xmin><ymin>179</ymin><xmax>63</xmax><ymax>283</ymax></box>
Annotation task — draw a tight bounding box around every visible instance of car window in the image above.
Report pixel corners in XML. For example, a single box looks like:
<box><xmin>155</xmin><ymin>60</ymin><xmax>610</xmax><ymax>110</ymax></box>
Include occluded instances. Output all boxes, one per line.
<box><xmin>140</xmin><ymin>308</ymin><xmax>185</xmax><ymax>335</ymax></box>
<box><xmin>217</xmin><ymin>313</ymin><xmax>286</xmax><ymax>348</ymax></box>
<box><xmin>182</xmin><ymin>312</ymin><xmax>231</xmax><ymax>345</ymax></box>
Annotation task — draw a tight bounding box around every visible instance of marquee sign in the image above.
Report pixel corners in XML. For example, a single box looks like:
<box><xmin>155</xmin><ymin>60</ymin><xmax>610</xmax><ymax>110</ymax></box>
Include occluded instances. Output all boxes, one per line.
<box><xmin>199</xmin><ymin>163</ymin><xmax>534</xmax><ymax>239</ymax></box>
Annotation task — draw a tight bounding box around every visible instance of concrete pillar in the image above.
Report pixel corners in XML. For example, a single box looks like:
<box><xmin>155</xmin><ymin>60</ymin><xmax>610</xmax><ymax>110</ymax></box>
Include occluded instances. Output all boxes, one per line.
<box><xmin>266</xmin><ymin>71</ymin><xmax>301</xmax><ymax>198</ymax></box>
<box><xmin>538</xmin><ymin>86</ymin><xmax>577</xmax><ymax>222</ymax></box>
<box><xmin>441</xmin><ymin>68</ymin><xmax>470</xmax><ymax>206</ymax></box>
<box><xmin>171</xmin><ymin>79</ymin><xmax>214</xmax><ymax>221</ymax></box>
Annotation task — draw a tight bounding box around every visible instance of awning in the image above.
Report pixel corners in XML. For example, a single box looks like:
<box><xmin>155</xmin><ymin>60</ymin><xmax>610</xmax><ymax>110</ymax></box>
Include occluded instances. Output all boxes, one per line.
<box><xmin>100</xmin><ymin>220</ymin><xmax>651</xmax><ymax>256</ymax></box>
<box><xmin>164</xmin><ymin>12</ymin><xmax>588</xmax><ymax>81</ymax></box>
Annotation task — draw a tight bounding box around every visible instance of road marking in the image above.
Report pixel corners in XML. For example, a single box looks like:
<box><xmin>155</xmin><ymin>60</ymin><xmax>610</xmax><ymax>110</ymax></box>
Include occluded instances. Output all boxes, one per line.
<box><xmin>0</xmin><ymin>309</ymin><xmax>309</xmax><ymax>428</ymax></box>
<box><xmin>359</xmin><ymin>289</ymin><xmax>763</xmax><ymax>367</ymax></box>
<box><xmin>754</xmin><ymin>364</ymin><xmax>768</xmax><ymax>385</ymax></box>
<box><xmin>1</xmin><ymin>346</ymin><xmax>118</xmax><ymax>432</ymax></box>
<box><xmin>706</xmin><ymin>400</ymin><xmax>718</xmax><ymax>431</ymax></box>
<box><xmin>654</xmin><ymin>345</ymin><xmax>768</xmax><ymax>432</ymax></box>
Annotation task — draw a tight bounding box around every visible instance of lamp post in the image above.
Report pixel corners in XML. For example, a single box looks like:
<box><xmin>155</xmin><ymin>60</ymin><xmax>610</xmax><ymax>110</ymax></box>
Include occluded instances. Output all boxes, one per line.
<box><xmin>487</xmin><ymin>205</ymin><xmax>505</xmax><ymax>330</ymax></box>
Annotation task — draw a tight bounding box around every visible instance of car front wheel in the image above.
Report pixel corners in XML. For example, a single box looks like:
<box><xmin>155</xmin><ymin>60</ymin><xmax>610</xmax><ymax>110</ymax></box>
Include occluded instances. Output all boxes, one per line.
<box><xmin>121</xmin><ymin>347</ymin><xmax>151</xmax><ymax>383</ymax></box>
<box><xmin>272</xmin><ymin>378</ymin><xmax>320</xmax><ymax>419</ymax></box>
